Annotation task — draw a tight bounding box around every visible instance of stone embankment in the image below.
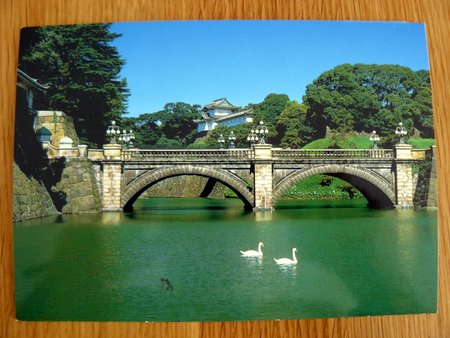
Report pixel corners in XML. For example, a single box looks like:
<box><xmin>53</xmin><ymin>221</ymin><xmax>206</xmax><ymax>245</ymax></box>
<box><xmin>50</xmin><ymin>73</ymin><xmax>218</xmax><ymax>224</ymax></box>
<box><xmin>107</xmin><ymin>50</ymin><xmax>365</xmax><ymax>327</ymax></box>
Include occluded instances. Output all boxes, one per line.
<box><xmin>142</xmin><ymin>176</ymin><xmax>227</xmax><ymax>199</ymax></box>
<box><xmin>53</xmin><ymin>158</ymin><xmax>102</xmax><ymax>214</ymax></box>
<box><xmin>13</xmin><ymin>163</ymin><xmax>58</xmax><ymax>222</ymax></box>
<box><xmin>413</xmin><ymin>146</ymin><xmax>438</xmax><ymax>208</ymax></box>
<box><xmin>13</xmin><ymin>158</ymin><xmax>102</xmax><ymax>222</ymax></box>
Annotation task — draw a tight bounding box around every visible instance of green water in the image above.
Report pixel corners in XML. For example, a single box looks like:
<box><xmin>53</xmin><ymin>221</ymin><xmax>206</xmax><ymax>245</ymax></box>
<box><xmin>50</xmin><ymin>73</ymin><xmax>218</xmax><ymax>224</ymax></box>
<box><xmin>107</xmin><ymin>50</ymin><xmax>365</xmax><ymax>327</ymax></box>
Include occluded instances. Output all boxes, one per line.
<box><xmin>14</xmin><ymin>198</ymin><xmax>437</xmax><ymax>322</ymax></box>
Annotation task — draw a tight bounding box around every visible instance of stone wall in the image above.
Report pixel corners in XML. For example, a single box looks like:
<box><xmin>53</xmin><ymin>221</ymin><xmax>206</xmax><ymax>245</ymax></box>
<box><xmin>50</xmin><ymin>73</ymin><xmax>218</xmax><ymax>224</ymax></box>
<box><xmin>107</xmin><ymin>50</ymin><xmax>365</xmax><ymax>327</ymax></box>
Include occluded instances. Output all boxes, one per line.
<box><xmin>142</xmin><ymin>176</ymin><xmax>227</xmax><ymax>199</ymax></box>
<box><xmin>13</xmin><ymin>163</ymin><xmax>58</xmax><ymax>222</ymax></box>
<box><xmin>14</xmin><ymin>158</ymin><xmax>103</xmax><ymax>222</ymax></box>
<box><xmin>53</xmin><ymin>158</ymin><xmax>103</xmax><ymax>213</ymax></box>
<box><xmin>35</xmin><ymin>111</ymin><xmax>80</xmax><ymax>148</ymax></box>
<box><xmin>414</xmin><ymin>146</ymin><xmax>438</xmax><ymax>208</ymax></box>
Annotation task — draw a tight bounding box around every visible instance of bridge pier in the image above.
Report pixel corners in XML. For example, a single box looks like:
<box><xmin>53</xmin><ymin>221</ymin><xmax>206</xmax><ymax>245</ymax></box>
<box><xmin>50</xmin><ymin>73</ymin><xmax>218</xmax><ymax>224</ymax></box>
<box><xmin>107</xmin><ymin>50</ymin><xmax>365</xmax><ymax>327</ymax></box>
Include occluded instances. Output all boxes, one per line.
<box><xmin>102</xmin><ymin>144</ymin><xmax>123</xmax><ymax>211</ymax></box>
<box><xmin>394</xmin><ymin>143</ymin><xmax>414</xmax><ymax>208</ymax></box>
<box><xmin>253</xmin><ymin>144</ymin><xmax>273</xmax><ymax>210</ymax></box>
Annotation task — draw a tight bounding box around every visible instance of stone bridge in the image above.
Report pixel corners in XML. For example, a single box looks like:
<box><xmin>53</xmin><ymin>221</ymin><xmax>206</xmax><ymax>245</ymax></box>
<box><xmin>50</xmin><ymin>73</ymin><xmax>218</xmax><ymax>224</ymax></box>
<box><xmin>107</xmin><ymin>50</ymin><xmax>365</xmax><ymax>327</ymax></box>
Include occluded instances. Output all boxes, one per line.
<box><xmin>87</xmin><ymin>143</ymin><xmax>432</xmax><ymax>211</ymax></box>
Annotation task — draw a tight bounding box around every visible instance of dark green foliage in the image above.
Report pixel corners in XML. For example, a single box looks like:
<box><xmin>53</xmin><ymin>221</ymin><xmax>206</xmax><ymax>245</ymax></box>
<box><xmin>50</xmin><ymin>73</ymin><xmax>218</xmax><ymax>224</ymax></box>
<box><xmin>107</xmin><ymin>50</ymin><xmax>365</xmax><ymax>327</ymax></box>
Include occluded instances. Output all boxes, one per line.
<box><xmin>119</xmin><ymin>102</ymin><xmax>201</xmax><ymax>148</ymax></box>
<box><xmin>320</xmin><ymin>175</ymin><xmax>333</xmax><ymax>187</ymax></box>
<box><xmin>339</xmin><ymin>183</ymin><xmax>359</xmax><ymax>199</ymax></box>
<box><xmin>157</xmin><ymin>102</ymin><xmax>201</xmax><ymax>146</ymax></box>
<box><xmin>251</xmin><ymin>93</ymin><xmax>290</xmax><ymax>144</ymax></box>
<box><xmin>303</xmin><ymin>64</ymin><xmax>433</xmax><ymax>145</ymax></box>
<box><xmin>277</xmin><ymin>101</ymin><xmax>314</xmax><ymax>148</ymax></box>
<box><xmin>204</xmin><ymin>126</ymin><xmax>235</xmax><ymax>148</ymax></box>
<box><xmin>19</xmin><ymin>24</ymin><xmax>129</xmax><ymax>147</ymax></box>
<box><xmin>118</xmin><ymin>116</ymin><xmax>162</xmax><ymax>148</ymax></box>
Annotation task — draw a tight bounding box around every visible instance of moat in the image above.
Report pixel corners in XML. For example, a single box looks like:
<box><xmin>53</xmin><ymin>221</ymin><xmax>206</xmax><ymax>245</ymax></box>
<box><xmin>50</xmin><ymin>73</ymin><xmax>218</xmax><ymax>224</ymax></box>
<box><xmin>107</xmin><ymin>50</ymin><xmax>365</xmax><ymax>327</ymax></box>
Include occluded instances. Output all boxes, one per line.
<box><xmin>14</xmin><ymin>198</ymin><xmax>437</xmax><ymax>322</ymax></box>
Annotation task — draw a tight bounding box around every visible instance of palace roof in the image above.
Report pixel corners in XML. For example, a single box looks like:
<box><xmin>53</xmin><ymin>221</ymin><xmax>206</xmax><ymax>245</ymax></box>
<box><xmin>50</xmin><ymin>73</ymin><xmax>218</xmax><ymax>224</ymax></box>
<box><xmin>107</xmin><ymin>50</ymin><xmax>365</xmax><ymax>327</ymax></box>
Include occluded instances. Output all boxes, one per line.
<box><xmin>193</xmin><ymin>108</ymin><xmax>253</xmax><ymax>123</ymax></box>
<box><xmin>203</xmin><ymin>98</ymin><xmax>239</xmax><ymax>111</ymax></box>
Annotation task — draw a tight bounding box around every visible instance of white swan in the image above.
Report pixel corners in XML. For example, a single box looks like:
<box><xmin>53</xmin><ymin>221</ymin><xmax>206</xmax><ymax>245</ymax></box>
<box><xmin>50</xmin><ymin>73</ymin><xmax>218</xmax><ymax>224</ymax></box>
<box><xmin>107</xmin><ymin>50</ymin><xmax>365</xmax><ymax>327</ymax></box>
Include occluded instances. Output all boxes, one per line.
<box><xmin>274</xmin><ymin>248</ymin><xmax>298</xmax><ymax>265</ymax></box>
<box><xmin>240</xmin><ymin>242</ymin><xmax>264</xmax><ymax>257</ymax></box>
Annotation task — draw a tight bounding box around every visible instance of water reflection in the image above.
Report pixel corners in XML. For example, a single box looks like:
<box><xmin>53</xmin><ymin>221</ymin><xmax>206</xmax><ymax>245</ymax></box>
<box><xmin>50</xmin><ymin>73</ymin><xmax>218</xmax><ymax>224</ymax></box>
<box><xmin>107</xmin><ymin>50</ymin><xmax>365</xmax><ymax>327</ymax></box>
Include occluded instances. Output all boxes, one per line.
<box><xmin>241</xmin><ymin>256</ymin><xmax>263</xmax><ymax>266</ymax></box>
<box><xmin>275</xmin><ymin>263</ymin><xmax>298</xmax><ymax>275</ymax></box>
<box><xmin>101</xmin><ymin>212</ymin><xmax>123</xmax><ymax>225</ymax></box>
<box><xmin>254</xmin><ymin>210</ymin><xmax>273</xmax><ymax>222</ymax></box>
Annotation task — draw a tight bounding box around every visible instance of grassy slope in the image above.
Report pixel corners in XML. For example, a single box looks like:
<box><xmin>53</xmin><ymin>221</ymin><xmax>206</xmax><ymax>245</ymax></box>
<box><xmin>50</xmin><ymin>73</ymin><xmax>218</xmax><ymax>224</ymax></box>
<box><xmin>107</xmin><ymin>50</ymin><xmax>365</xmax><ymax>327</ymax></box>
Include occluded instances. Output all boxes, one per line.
<box><xmin>284</xmin><ymin>175</ymin><xmax>363</xmax><ymax>200</ymax></box>
<box><xmin>303</xmin><ymin>136</ymin><xmax>435</xmax><ymax>150</ymax></box>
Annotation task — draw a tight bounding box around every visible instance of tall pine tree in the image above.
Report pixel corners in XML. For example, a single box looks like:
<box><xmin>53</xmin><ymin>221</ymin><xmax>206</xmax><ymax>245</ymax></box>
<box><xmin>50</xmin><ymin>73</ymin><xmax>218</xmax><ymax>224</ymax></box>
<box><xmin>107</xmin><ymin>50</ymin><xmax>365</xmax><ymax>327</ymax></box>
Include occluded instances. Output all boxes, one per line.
<box><xmin>19</xmin><ymin>24</ymin><xmax>129</xmax><ymax>147</ymax></box>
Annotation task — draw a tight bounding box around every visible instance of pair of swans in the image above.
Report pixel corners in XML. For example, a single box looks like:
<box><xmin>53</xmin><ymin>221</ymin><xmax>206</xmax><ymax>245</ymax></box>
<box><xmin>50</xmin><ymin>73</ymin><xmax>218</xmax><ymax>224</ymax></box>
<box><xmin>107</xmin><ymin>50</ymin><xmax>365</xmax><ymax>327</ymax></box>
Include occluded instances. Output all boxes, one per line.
<box><xmin>240</xmin><ymin>242</ymin><xmax>298</xmax><ymax>265</ymax></box>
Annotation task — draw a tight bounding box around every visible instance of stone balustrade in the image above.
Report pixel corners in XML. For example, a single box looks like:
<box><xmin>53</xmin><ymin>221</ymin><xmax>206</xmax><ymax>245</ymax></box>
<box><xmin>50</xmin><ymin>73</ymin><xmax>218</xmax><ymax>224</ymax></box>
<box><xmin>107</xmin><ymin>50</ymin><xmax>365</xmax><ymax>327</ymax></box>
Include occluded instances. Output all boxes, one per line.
<box><xmin>86</xmin><ymin>147</ymin><xmax>396</xmax><ymax>162</ymax></box>
<box><xmin>272</xmin><ymin>148</ymin><xmax>394</xmax><ymax>159</ymax></box>
<box><xmin>122</xmin><ymin>148</ymin><xmax>254</xmax><ymax>161</ymax></box>
<box><xmin>41</xmin><ymin>141</ymin><xmax>87</xmax><ymax>159</ymax></box>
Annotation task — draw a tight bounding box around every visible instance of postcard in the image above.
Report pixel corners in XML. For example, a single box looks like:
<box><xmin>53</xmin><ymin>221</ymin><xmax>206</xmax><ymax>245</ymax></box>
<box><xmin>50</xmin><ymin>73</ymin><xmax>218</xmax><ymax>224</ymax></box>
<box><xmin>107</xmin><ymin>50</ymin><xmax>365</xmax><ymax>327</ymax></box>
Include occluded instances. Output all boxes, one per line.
<box><xmin>13</xmin><ymin>20</ymin><xmax>437</xmax><ymax>322</ymax></box>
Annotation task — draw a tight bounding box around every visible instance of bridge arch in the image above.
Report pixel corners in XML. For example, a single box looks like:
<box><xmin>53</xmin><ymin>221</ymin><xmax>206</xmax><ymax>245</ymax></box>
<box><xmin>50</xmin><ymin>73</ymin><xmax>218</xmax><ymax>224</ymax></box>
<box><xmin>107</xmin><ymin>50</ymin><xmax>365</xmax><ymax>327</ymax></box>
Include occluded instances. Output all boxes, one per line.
<box><xmin>121</xmin><ymin>165</ymin><xmax>254</xmax><ymax>211</ymax></box>
<box><xmin>273</xmin><ymin>165</ymin><xmax>395</xmax><ymax>209</ymax></box>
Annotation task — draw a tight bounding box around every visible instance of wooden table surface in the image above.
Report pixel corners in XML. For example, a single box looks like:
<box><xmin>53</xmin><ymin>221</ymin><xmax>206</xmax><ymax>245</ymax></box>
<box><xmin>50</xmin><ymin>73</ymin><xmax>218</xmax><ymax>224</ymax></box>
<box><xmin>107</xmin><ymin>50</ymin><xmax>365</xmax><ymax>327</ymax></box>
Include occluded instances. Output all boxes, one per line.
<box><xmin>1</xmin><ymin>1</ymin><xmax>449</xmax><ymax>337</ymax></box>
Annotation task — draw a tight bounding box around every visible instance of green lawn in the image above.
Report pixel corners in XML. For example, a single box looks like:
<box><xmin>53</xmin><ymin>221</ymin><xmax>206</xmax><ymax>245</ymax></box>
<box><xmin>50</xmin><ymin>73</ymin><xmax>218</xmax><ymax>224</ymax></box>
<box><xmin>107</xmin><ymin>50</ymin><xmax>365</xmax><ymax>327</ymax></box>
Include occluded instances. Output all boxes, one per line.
<box><xmin>283</xmin><ymin>175</ymin><xmax>364</xmax><ymax>200</ymax></box>
<box><xmin>303</xmin><ymin>136</ymin><xmax>435</xmax><ymax>150</ymax></box>
<box><xmin>407</xmin><ymin>138</ymin><xmax>435</xmax><ymax>149</ymax></box>
<box><xmin>302</xmin><ymin>136</ymin><xmax>372</xmax><ymax>149</ymax></box>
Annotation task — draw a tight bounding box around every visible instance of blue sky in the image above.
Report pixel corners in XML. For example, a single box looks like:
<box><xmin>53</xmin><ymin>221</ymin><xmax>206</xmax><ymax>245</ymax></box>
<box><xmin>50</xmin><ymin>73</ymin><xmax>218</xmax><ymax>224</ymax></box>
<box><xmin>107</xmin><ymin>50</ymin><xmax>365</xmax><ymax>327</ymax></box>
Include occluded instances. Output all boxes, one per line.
<box><xmin>110</xmin><ymin>21</ymin><xmax>429</xmax><ymax>117</ymax></box>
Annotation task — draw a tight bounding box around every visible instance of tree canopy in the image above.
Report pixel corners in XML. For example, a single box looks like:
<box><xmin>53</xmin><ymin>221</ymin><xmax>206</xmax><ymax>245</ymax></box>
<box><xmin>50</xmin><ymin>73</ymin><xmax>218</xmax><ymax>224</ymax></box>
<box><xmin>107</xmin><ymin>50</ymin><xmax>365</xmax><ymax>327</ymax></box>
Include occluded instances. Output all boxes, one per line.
<box><xmin>251</xmin><ymin>93</ymin><xmax>290</xmax><ymax>144</ymax></box>
<box><xmin>121</xmin><ymin>102</ymin><xmax>201</xmax><ymax>148</ymax></box>
<box><xmin>303</xmin><ymin>64</ymin><xmax>433</xmax><ymax>145</ymax></box>
<box><xmin>19</xmin><ymin>24</ymin><xmax>129</xmax><ymax>147</ymax></box>
<box><xmin>277</xmin><ymin>101</ymin><xmax>314</xmax><ymax>148</ymax></box>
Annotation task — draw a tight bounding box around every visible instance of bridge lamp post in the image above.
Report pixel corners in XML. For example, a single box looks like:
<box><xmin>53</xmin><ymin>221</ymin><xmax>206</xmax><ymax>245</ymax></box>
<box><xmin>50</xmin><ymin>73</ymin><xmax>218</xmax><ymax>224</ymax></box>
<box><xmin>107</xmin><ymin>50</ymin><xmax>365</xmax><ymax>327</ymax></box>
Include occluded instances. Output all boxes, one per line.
<box><xmin>254</xmin><ymin>121</ymin><xmax>269</xmax><ymax>144</ymax></box>
<box><xmin>218</xmin><ymin>134</ymin><xmax>225</xmax><ymax>149</ymax></box>
<box><xmin>369</xmin><ymin>130</ymin><xmax>380</xmax><ymax>149</ymax></box>
<box><xmin>228</xmin><ymin>131</ymin><xmax>236</xmax><ymax>149</ymax></box>
<box><xmin>129</xmin><ymin>130</ymin><xmax>135</xmax><ymax>147</ymax></box>
<box><xmin>119</xmin><ymin>129</ymin><xmax>135</xmax><ymax>149</ymax></box>
<box><xmin>106</xmin><ymin>120</ymin><xmax>120</xmax><ymax>144</ymax></box>
<box><xmin>395</xmin><ymin>122</ymin><xmax>407</xmax><ymax>144</ymax></box>
<box><xmin>247</xmin><ymin>129</ymin><xmax>258</xmax><ymax>145</ymax></box>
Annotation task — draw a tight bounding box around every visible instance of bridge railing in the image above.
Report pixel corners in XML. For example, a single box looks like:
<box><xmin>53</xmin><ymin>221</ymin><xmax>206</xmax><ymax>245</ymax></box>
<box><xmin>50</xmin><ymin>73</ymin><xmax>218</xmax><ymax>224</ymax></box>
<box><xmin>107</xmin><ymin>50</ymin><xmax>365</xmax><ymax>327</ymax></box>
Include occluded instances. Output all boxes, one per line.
<box><xmin>272</xmin><ymin>148</ymin><xmax>394</xmax><ymax>159</ymax></box>
<box><xmin>122</xmin><ymin>148</ymin><xmax>253</xmax><ymax>161</ymax></box>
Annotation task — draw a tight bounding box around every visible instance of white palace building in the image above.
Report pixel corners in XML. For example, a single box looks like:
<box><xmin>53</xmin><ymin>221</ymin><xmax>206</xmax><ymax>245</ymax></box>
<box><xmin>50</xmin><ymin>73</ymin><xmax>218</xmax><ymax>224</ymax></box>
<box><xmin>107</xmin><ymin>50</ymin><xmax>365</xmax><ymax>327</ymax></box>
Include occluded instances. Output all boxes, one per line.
<box><xmin>194</xmin><ymin>98</ymin><xmax>253</xmax><ymax>133</ymax></box>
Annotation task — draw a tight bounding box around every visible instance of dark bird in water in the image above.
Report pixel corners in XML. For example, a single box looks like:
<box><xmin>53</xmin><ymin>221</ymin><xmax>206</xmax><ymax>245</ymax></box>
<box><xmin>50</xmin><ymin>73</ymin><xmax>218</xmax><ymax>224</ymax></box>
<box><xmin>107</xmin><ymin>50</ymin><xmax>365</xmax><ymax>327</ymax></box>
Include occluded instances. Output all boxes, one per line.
<box><xmin>160</xmin><ymin>277</ymin><xmax>174</xmax><ymax>291</ymax></box>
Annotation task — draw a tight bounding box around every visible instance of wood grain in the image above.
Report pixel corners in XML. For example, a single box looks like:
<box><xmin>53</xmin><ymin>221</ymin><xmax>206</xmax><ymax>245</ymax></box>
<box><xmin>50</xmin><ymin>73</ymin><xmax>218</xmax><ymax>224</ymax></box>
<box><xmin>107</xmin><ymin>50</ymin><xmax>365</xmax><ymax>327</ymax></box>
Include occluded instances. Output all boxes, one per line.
<box><xmin>1</xmin><ymin>0</ymin><xmax>449</xmax><ymax>337</ymax></box>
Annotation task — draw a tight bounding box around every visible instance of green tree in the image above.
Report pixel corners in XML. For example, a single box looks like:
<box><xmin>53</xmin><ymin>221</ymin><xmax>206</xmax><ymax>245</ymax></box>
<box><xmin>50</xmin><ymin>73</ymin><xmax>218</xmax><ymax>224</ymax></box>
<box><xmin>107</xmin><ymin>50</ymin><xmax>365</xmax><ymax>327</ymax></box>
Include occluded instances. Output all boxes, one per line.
<box><xmin>118</xmin><ymin>116</ymin><xmax>162</xmax><ymax>148</ymax></box>
<box><xmin>204</xmin><ymin>126</ymin><xmax>231</xmax><ymax>148</ymax></box>
<box><xmin>155</xmin><ymin>102</ymin><xmax>201</xmax><ymax>146</ymax></box>
<box><xmin>252</xmin><ymin>93</ymin><xmax>290</xmax><ymax>144</ymax></box>
<box><xmin>19</xmin><ymin>24</ymin><xmax>129</xmax><ymax>147</ymax></box>
<box><xmin>277</xmin><ymin>101</ymin><xmax>314</xmax><ymax>148</ymax></box>
<box><xmin>303</xmin><ymin>64</ymin><xmax>433</xmax><ymax>144</ymax></box>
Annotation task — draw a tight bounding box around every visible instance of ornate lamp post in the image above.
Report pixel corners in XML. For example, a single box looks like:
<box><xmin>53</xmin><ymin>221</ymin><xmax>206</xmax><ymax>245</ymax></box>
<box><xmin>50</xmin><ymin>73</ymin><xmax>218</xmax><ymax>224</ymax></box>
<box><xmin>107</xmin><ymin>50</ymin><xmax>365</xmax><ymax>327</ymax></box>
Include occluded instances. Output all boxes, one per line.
<box><xmin>218</xmin><ymin>134</ymin><xmax>225</xmax><ymax>149</ymax></box>
<box><xmin>119</xmin><ymin>129</ymin><xmax>135</xmax><ymax>149</ymax></box>
<box><xmin>247</xmin><ymin>130</ymin><xmax>258</xmax><ymax>145</ymax></box>
<box><xmin>395</xmin><ymin>122</ymin><xmax>407</xmax><ymax>144</ymax></box>
<box><xmin>228</xmin><ymin>131</ymin><xmax>236</xmax><ymax>148</ymax></box>
<box><xmin>106</xmin><ymin>120</ymin><xmax>120</xmax><ymax>144</ymax></box>
<box><xmin>369</xmin><ymin>130</ymin><xmax>380</xmax><ymax>149</ymax></box>
<box><xmin>255</xmin><ymin>121</ymin><xmax>269</xmax><ymax>144</ymax></box>
<box><xmin>129</xmin><ymin>130</ymin><xmax>135</xmax><ymax>147</ymax></box>
<box><xmin>247</xmin><ymin>121</ymin><xmax>269</xmax><ymax>145</ymax></box>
